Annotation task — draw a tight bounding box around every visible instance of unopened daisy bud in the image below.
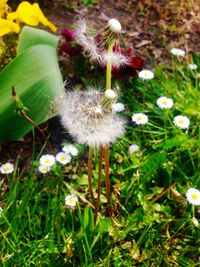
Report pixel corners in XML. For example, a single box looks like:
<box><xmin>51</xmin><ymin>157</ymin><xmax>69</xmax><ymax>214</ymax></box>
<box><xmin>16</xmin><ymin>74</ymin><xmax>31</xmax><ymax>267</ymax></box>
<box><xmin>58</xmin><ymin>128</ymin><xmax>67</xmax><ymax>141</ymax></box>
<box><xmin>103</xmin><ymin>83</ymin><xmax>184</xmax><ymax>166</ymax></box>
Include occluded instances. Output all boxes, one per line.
<box><xmin>128</xmin><ymin>144</ymin><xmax>139</xmax><ymax>154</ymax></box>
<box><xmin>105</xmin><ymin>89</ymin><xmax>116</xmax><ymax>99</ymax></box>
<box><xmin>0</xmin><ymin>163</ymin><xmax>14</xmax><ymax>174</ymax></box>
<box><xmin>189</xmin><ymin>64</ymin><xmax>198</xmax><ymax>70</ymax></box>
<box><xmin>192</xmin><ymin>217</ymin><xmax>199</xmax><ymax>227</ymax></box>
<box><xmin>108</xmin><ymin>18</ymin><xmax>121</xmax><ymax>33</ymax></box>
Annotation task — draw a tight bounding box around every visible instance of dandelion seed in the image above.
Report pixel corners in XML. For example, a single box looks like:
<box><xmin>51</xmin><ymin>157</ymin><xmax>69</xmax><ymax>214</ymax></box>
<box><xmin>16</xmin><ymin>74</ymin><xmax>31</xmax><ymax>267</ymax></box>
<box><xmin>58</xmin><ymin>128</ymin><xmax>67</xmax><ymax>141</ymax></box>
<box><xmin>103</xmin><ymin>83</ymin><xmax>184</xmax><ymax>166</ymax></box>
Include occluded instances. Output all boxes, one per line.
<box><xmin>58</xmin><ymin>89</ymin><xmax>126</xmax><ymax>147</ymax></box>
<box><xmin>173</xmin><ymin>115</ymin><xmax>190</xmax><ymax>129</ymax></box>
<box><xmin>108</xmin><ymin>18</ymin><xmax>122</xmax><ymax>33</ymax></box>
<box><xmin>170</xmin><ymin>48</ymin><xmax>185</xmax><ymax>57</ymax></box>
<box><xmin>112</xmin><ymin>102</ymin><xmax>125</xmax><ymax>112</ymax></box>
<box><xmin>65</xmin><ymin>194</ymin><xmax>78</xmax><ymax>207</ymax></box>
<box><xmin>39</xmin><ymin>154</ymin><xmax>55</xmax><ymax>167</ymax></box>
<box><xmin>0</xmin><ymin>163</ymin><xmax>14</xmax><ymax>174</ymax></box>
<box><xmin>56</xmin><ymin>152</ymin><xmax>71</xmax><ymax>165</ymax></box>
<box><xmin>62</xmin><ymin>145</ymin><xmax>78</xmax><ymax>156</ymax></box>
<box><xmin>189</xmin><ymin>64</ymin><xmax>198</xmax><ymax>70</ymax></box>
<box><xmin>186</xmin><ymin>188</ymin><xmax>200</xmax><ymax>206</ymax></box>
<box><xmin>38</xmin><ymin>165</ymin><xmax>50</xmax><ymax>174</ymax></box>
<box><xmin>138</xmin><ymin>69</ymin><xmax>154</xmax><ymax>80</ymax></box>
<box><xmin>132</xmin><ymin>113</ymin><xmax>148</xmax><ymax>125</ymax></box>
<box><xmin>128</xmin><ymin>144</ymin><xmax>139</xmax><ymax>154</ymax></box>
<box><xmin>156</xmin><ymin>96</ymin><xmax>174</xmax><ymax>109</ymax></box>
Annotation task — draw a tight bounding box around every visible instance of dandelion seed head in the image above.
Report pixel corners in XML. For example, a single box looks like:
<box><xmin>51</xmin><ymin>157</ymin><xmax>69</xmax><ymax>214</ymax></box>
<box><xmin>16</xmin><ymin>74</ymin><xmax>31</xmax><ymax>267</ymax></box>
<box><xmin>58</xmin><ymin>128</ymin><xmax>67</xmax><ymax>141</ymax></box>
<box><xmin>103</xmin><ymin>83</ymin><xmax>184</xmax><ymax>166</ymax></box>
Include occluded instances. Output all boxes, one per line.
<box><xmin>108</xmin><ymin>18</ymin><xmax>121</xmax><ymax>33</ymax></box>
<box><xmin>105</xmin><ymin>89</ymin><xmax>116</xmax><ymax>99</ymax></box>
<box><xmin>0</xmin><ymin>163</ymin><xmax>14</xmax><ymax>174</ymax></box>
<box><xmin>186</xmin><ymin>188</ymin><xmax>200</xmax><ymax>206</ymax></box>
<box><xmin>58</xmin><ymin>89</ymin><xmax>126</xmax><ymax>147</ymax></box>
<box><xmin>112</xmin><ymin>102</ymin><xmax>125</xmax><ymax>112</ymax></box>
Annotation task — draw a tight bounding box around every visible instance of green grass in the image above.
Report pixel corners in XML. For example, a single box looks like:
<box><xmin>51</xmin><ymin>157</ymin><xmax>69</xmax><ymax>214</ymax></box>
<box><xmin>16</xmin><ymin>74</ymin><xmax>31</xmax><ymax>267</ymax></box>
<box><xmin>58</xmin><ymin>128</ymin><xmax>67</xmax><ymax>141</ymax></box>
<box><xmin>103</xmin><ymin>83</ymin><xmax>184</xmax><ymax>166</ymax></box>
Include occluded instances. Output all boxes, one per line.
<box><xmin>0</xmin><ymin>53</ymin><xmax>200</xmax><ymax>266</ymax></box>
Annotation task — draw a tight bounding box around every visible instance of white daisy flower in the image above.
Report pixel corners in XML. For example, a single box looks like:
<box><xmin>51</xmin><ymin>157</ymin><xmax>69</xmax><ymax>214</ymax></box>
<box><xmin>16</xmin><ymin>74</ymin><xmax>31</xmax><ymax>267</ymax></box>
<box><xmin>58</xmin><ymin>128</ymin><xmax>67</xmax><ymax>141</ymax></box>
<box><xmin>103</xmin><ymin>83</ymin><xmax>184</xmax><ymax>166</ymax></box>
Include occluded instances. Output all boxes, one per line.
<box><xmin>186</xmin><ymin>188</ymin><xmax>200</xmax><ymax>206</ymax></box>
<box><xmin>132</xmin><ymin>113</ymin><xmax>148</xmax><ymax>125</ymax></box>
<box><xmin>63</xmin><ymin>145</ymin><xmax>78</xmax><ymax>156</ymax></box>
<box><xmin>0</xmin><ymin>163</ymin><xmax>14</xmax><ymax>174</ymax></box>
<box><xmin>170</xmin><ymin>48</ymin><xmax>185</xmax><ymax>57</ymax></box>
<box><xmin>128</xmin><ymin>144</ymin><xmax>139</xmax><ymax>154</ymax></box>
<box><xmin>112</xmin><ymin>102</ymin><xmax>125</xmax><ymax>112</ymax></box>
<box><xmin>38</xmin><ymin>165</ymin><xmax>50</xmax><ymax>174</ymax></box>
<box><xmin>65</xmin><ymin>194</ymin><xmax>78</xmax><ymax>207</ymax></box>
<box><xmin>138</xmin><ymin>70</ymin><xmax>154</xmax><ymax>80</ymax></box>
<box><xmin>156</xmin><ymin>96</ymin><xmax>174</xmax><ymax>109</ymax></box>
<box><xmin>105</xmin><ymin>89</ymin><xmax>117</xmax><ymax>99</ymax></box>
<box><xmin>56</xmin><ymin>152</ymin><xmax>71</xmax><ymax>165</ymax></box>
<box><xmin>189</xmin><ymin>64</ymin><xmax>198</xmax><ymax>70</ymax></box>
<box><xmin>39</xmin><ymin>154</ymin><xmax>55</xmax><ymax>167</ymax></box>
<box><xmin>108</xmin><ymin>18</ymin><xmax>122</xmax><ymax>33</ymax></box>
<box><xmin>173</xmin><ymin>115</ymin><xmax>190</xmax><ymax>129</ymax></box>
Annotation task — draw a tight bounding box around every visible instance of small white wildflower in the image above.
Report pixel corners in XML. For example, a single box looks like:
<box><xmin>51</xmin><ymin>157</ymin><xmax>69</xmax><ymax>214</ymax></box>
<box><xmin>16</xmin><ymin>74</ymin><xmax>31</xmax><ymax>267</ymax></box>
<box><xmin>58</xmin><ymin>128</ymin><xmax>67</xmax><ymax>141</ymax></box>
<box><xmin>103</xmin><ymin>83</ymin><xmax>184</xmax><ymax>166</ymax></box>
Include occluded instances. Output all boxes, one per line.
<box><xmin>170</xmin><ymin>48</ymin><xmax>185</xmax><ymax>57</ymax></box>
<box><xmin>192</xmin><ymin>217</ymin><xmax>199</xmax><ymax>227</ymax></box>
<box><xmin>63</xmin><ymin>145</ymin><xmax>78</xmax><ymax>156</ymax></box>
<box><xmin>189</xmin><ymin>64</ymin><xmax>198</xmax><ymax>70</ymax></box>
<box><xmin>0</xmin><ymin>207</ymin><xmax>3</xmax><ymax>215</ymax></box>
<box><xmin>128</xmin><ymin>144</ymin><xmax>139</xmax><ymax>154</ymax></box>
<box><xmin>186</xmin><ymin>188</ymin><xmax>200</xmax><ymax>206</ymax></box>
<box><xmin>156</xmin><ymin>96</ymin><xmax>174</xmax><ymax>109</ymax></box>
<box><xmin>38</xmin><ymin>165</ymin><xmax>50</xmax><ymax>174</ymax></box>
<box><xmin>138</xmin><ymin>69</ymin><xmax>154</xmax><ymax>80</ymax></box>
<box><xmin>56</xmin><ymin>152</ymin><xmax>71</xmax><ymax>165</ymax></box>
<box><xmin>65</xmin><ymin>194</ymin><xmax>78</xmax><ymax>207</ymax></box>
<box><xmin>105</xmin><ymin>89</ymin><xmax>116</xmax><ymax>99</ymax></box>
<box><xmin>173</xmin><ymin>115</ymin><xmax>190</xmax><ymax>129</ymax></box>
<box><xmin>108</xmin><ymin>18</ymin><xmax>122</xmax><ymax>33</ymax></box>
<box><xmin>39</xmin><ymin>154</ymin><xmax>55</xmax><ymax>167</ymax></box>
<box><xmin>0</xmin><ymin>163</ymin><xmax>14</xmax><ymax>174</ymax></box>
<box><xmin>112</xmin><ymin>102</ymin><xmax>125</xmax><ymax>112</ymax></box>
<box><xmin>132</xmin><ymin>113</ymin><xmax>148</xmax><ymax>125</ymax></box>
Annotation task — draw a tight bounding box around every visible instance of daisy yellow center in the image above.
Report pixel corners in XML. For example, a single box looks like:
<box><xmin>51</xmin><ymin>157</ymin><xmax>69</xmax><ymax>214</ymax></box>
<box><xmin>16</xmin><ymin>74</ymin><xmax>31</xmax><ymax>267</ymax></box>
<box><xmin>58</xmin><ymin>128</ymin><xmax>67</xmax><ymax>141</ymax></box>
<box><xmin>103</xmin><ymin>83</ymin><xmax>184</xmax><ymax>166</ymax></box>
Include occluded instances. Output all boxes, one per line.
<box><xmin>179</xmin><ymin>119</ymin><xmax>184</xmax><ymax>124</ymax></box>
<box><xmin>45</xmin><ymin>159</ymin><xmax>50</xmax><ymax>163</ymax></box>
<box><xmin>69</xmin><ymin>199</ymin><xmax>75</xmax><ymax>203</ymax></box>
<box><xmin>60</xmin><ymin>156</ymin><xmax>67</xmax><ymax>161</ymax></box>
<box><xmin>143</xmin><ymin>72</ymin><xmax>148</xmax><ymax>77</ymax></box>
<box><xmin>162</xmin><ymin>100</ymin><xmax>168</xmax><ymax>105</ymax></box>
<box><xmin>192</xmin><ymin>193</ymin><xmax>198</xmax><ymax>200</ymax></box>
<box><xmin>137</xmin><ymin>116</ymin><xmax>143</xmax><ymax>121</ymax></box>
<box><xmin>4</xmin><ymin>167</ymin><xmax>11</xmax><ymax>171</ymax></box>
<box><xmin>42</xmin><ymin>167</ymin><xmax>47</xmax><ymax>171</ymax></box>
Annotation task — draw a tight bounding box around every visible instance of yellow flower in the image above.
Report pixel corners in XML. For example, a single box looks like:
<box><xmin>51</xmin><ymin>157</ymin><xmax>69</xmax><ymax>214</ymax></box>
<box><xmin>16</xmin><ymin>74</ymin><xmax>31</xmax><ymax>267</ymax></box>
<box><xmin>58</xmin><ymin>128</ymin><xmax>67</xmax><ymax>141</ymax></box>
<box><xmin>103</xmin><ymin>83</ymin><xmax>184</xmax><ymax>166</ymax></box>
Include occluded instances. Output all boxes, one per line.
<box><xmin>0</xmin><ymin>18</ymin><xmax>20</xmax><ymax>37</ymax></box>
<box><xmin>0</xmin><ymin>0</ymin><xmax>8</xmax><ymax>18</ymax></box>
<box><xmin>7</xmin><ymin>1</ymin><xmax>57</xmax><ymax>32</ymax></box>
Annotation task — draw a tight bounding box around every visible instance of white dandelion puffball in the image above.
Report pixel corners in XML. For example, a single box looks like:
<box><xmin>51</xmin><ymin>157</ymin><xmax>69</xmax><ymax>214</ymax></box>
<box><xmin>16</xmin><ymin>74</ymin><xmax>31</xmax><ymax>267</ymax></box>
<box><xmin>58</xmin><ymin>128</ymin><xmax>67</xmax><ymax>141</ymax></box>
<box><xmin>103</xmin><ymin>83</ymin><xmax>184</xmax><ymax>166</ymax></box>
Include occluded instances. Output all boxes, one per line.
<box><xmin>112</xmin><ymin>102</ymin><xmax>125</xmax><ymax>112</ymax></box>
<box><xmin>132</xmin><ymin>113</ymin><xmax>148</xmax><ymax>125</ymax></box>
<box><xmin>129</xmin><ymin>144</ymin><xmax>139</xmax><ymax>154</ymax></box>
<box><xmin>65</xmin><ymin>194</ymin><xmax>78</xmax><ymax>207</ymax></box>
<box><xmin>173</xmin><ymin>115</ymin><xmax>190</xmax><ymax>129</ymax></box>
<box><xmin>108</xmin><ymin>18</ymin><xmax>121</xmax><ymax>33</ymax></box>
<box><xmin>186</xmin><ymin>188</ymin><xmax>200</xmax><ymax>206</ymax></box>
<box><xmin>156</xmin><ymin>96</ymin><xmax>174</xmax><ymax>109</ymax></box>
<box><xmin>39</xmin><ymin>154</ymin><xmax>55</xmax><ymax>167</ymax></box>
<box><xmin>58</xmin><ymin>89</ymin><xmax>126</xmax><ymax>147</ymax></box>
<box><xmin>105</xmin><ymin>89</ymin><xmax>117</xmax><ymax>99</ymax></box>
<box><xmin>189</xmin><ymin>64</ymin><xmax>198</xmax><ymax>70</ymax></box>
<box><xmin>56</xmin><ymin>152</ymin><xmax>71</xmax><ymax>165</ymax></box>
<box><xmin>170</xmin><ymin>48</ymin><xmax>185</xmax><ymax>57</ymax></box>
<box><xmin>0</xmin><ymin>163</ymin><xmax>14</xmax><ymax>174</ymax></box>
<box><xmin>63</xmin><ymin>145</ymin><xmax>78</xmax><ymax>156</ymax></box>
<box><xmin>38</xmin><ymin>165</ymin><xmax>50</xmax><ymax>174</ymax></box>
<box><xmin>138</xmin><ymin>69</ymin><xmax>154</xmax><ymax>80</ymax></box>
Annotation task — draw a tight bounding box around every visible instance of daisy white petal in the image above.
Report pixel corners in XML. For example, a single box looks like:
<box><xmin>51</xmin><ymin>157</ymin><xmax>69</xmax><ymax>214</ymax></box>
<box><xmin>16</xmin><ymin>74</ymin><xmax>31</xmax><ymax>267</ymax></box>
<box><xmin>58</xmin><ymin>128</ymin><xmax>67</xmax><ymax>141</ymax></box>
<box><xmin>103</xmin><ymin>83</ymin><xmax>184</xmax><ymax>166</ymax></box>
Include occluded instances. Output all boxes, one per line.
<box><xmin>186</xmin><ymin>188</ymin><xmax>200</xmax><ymax>206</ymax></box>
<box><xmin>38</xmin><ymin>165</ymin><xmax>50</xmax><ymax>174</ymax></box>
<box><xmin>0</xmin><ymin>163</ymin><xmax>14</xmax><ymax>174</ymax></box>
<box><xmin>156</xmin><ymin>96</ymin><xmax>174</xmax><ymax>109</ymax></box>
<box><xmin>173</xmin><ymin>115</ymin><xmax>190</xmax><ymax>129</ymax></box>
<box><xmin>189</xmin><ymin>64</ymin><xmax>198</xmax><ymax>70</ymax></box>
<box><xmin>112</xmin><ymin>102</ymin><xmax>125</xmax><ymax>112</ymax></box>
<box><xmin>62</xmin><ymin>145</ymin><xmax>78</xmax><ymax>156</ymax></box>
<box><xmin>170</xmin><ymin>48</ymin><xmax>185</xmax><ymax>57</ymax></box>
<box><xmin>138</xmin><ymin>70</ymin><xmax>154</xmax><ymax>80</ymax></box>
<box><xmin>56</xmin><ymin>152</ymin><xmax>71</xmax><ymax>165</ymax></box>
<box><xmin>132</xmin><ymin>113</ymin><xmax>148</xmax><ymax>125</ymax></box>
<box><xmin>128</xmin><ymin>144</ymin><xmax>139</xmax><ymax>154</ymax></box>
<box><xmin>39</xmin><ymin>154</ymin><xmax>55</xmax><ymax>167</ymax></box>
<box><xmin>65</xmin><ymin>194</ymin><xmax>78</xmax><ymax>207</ymax></box>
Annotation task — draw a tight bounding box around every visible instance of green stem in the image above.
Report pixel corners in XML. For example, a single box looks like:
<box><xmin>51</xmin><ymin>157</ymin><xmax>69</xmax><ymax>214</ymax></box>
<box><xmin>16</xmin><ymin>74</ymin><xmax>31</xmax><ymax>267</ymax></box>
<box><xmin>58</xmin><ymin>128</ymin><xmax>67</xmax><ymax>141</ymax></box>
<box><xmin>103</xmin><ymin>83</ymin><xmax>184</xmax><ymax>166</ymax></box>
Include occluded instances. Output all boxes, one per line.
<box><xmin>87</xmin><ymin>146</ymin><xmax>95</xmax><ymax>206</ymax></box>
<box><xmin>106</xmin><ymin>39</ymin><xmax>114</xmax><ymax>90</ymax></box>
<box><xmin>192</xmin><ymin>205</ymin><xmax>195</xmax><ymax>218</ymax></box>
<box><xmin>104</xmin><ymin>144</ymin><xmax>112</xmax><ymax>216</ymax></box>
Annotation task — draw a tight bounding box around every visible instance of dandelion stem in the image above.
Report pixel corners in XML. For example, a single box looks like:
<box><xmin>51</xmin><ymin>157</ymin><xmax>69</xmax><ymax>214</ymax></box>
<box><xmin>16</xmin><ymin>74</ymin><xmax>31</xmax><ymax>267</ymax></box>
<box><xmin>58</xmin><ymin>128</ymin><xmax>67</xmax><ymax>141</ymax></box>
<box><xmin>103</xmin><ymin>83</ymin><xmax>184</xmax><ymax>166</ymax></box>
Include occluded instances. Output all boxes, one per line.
<box><xmin>106</xmin><ymin>39</ymin><xmax>114</xmax><ymax>90</ymax></box>
<box><xmin>150</xmin><ymin>181</ymin><xmax>177</xmax><ymax>203</ymax></box>
<box><xmin>88</xmin><ymin>146</ymin><xmax>95</xmax><ymax>205</ymax></box>
<box><xmin>94</xmin><ymin>145</ymin><xmax>103</xmax><ymax>224</ymax></box>
<box><xmin>104</xmin><ymin>144</ymin><xmax>112</xmax><ymax>215</ymax></box>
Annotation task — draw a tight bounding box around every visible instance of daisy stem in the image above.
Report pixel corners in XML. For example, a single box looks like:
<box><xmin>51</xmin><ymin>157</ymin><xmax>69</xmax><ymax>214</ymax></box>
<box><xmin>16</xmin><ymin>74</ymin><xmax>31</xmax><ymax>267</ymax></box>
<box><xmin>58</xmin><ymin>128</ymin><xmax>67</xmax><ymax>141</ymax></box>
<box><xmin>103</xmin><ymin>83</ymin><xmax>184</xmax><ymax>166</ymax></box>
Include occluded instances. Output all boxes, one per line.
<box><xmin>104</xmin><ymin>144</ymin><xmax>112</xmax><ymax>216</ymax></box>
<box><xmin>94</xmin><ymin>145</ymin><xmax>104</xmax><ymax>224</ymax></box>
<box><xmin>88</xmin><ymin>146</ymin><xmax>95</xmax><ymax>206</ymax></box>
<box><xmin>192</xmin><ymin>205</ymin><xmax>195</xmax><ymax>218</ymax></box>
<box><xmin>106</xmin><ymin>39</ymin><xmax>114</xmax><ymax>90</ymax></box>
